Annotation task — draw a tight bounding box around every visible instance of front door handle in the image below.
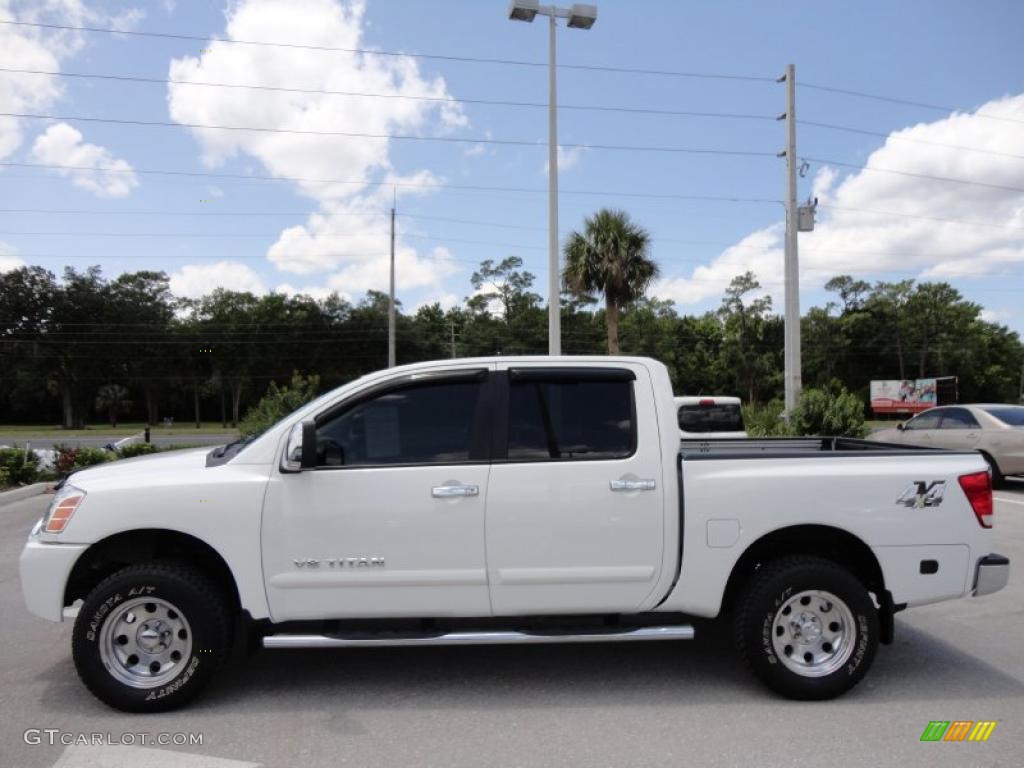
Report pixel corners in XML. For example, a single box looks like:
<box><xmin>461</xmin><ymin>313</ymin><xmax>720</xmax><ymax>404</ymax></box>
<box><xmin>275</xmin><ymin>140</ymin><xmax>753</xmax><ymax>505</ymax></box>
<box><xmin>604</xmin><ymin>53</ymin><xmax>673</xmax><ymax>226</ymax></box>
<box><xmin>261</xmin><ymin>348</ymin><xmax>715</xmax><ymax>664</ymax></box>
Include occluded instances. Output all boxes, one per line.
<box><xmin>610</xmin><ymin>479</ymin><xmax>656</xmax><ymax>492</ymax></box>
<box><xmin>432</xmin><ymin>484</ymin><xmax>479</xmax><ymax>498</ymax></box>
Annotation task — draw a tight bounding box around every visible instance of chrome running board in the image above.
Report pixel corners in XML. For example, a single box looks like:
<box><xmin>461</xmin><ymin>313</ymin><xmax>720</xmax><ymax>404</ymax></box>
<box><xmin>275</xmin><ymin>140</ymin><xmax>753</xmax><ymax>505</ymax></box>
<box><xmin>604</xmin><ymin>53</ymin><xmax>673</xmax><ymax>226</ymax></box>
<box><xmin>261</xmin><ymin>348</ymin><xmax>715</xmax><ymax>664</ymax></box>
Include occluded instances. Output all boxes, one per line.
<box><xmin>263</xmin><ymin>625</ymin><xmax>694</xmax><ymax>649</ymax></box>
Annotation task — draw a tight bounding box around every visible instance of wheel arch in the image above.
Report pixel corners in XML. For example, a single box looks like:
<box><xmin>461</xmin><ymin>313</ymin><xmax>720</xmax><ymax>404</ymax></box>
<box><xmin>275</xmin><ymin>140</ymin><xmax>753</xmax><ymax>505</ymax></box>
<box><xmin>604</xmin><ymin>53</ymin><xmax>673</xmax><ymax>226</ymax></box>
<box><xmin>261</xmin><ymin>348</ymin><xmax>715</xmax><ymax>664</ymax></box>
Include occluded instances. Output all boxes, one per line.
<box><xmin>64</xmin><ymin>529</ymin><xmax>241</xmax><ymax>614</ymax></box>
<box><xmin>721</xmin><ymin>524</ymin><xmax>886</xmax><ymax>615</ymax></box>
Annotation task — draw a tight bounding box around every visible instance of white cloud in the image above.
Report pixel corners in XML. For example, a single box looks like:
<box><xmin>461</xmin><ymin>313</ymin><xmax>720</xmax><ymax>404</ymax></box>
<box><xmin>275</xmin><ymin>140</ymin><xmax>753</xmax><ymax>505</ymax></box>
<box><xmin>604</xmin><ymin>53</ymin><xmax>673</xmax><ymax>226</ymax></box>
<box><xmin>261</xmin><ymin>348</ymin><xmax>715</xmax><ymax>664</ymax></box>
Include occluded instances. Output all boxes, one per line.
<box><xmin>653</xmin><ymin>94</ymin><xmax>1024</xmax><ymax>307</ymax></box>
<box><xmin>274</xmin><ymin>282</ymin><xmax>344</xmax><ymax>302</ymax></box>
<box><xmin>169</xmin><ymin>261</ymin><xmax>266</xmax><ymax>298</ymax></box>
<box><xmin>0</xmin><ymin>240</ymin><xmax>25</xmax><ymax>272</ymax></box>
<box><xmin>108</xmin><ymin>7</ymin><xmax>144</xmax><ymax>32</ymax></box>
<box><xmin>543</xmin><ymin>145</ymin><xmax>588</xmax><ymax>174</ymax></box>
<box><xmin>167</xmin><ymin>0</ymin><xmax>467</xmax><ymax>299</ymax></box>
<box><xmin>30</xmin><ymin>122</ymin><xmax>138</xmax><ymax>197</ymax></box>
<box><xmin>0</xmin><ymin>1</ymin><xmax>138</xmax><ymax>162</ymax></box>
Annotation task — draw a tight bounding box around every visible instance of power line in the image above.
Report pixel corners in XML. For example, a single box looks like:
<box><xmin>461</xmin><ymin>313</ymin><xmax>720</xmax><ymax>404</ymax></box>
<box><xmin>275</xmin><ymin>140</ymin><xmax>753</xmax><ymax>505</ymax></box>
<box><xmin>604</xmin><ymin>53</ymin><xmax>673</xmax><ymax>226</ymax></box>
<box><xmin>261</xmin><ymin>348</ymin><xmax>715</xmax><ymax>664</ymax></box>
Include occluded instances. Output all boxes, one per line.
<box><xmin>806</xmin><ymin>156</ymin><xmax>1024</xmax><ymax>195</ymax></box>
<box><xmin>0</xmin><ymin>67</ymin><xmax>776</xmax><ymax>122</ymax></box>
<box><xmin>0</xmin><ymin>161</ymin><xmax>780</xmax><ymax>204</ymax></box>
<box><xmin>800</xmin><ymin>81</ymin><xmax>1024</xmax><ymax>125</ymax></box>
<box><xmin>0</xmin><ymin>111</ymin><xmax>778</xmax><ymax>157</ymax></box>
<box><xmin>3</xmin><ymin>205</ymin><xmax>1022</xmax><ymax>233</ymax></box>
<box><xmin>819</xmin><ymin>204</ymin><xmax>1024</xmax><ymax>231</ymax></box>
<box><xmin>0</xmin><ymin>20</ymin><xmax>775</xmax><ymax>82</ymax></box>
<box><xmin>800</xmin><ymin>120</ymin><xmax>1024</xmax><ymax>161</ymax></box>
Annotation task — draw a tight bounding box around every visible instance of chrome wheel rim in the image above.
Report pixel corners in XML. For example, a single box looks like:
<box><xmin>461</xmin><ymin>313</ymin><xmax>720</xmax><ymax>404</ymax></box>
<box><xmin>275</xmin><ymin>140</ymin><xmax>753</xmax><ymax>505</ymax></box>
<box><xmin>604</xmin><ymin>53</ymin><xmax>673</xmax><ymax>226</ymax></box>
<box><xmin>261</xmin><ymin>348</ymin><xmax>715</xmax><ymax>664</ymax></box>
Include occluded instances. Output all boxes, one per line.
<box><xmin>771</xmin><ymin>589</ymin><xmax>855</xmax><ymax>678</ymax></box>
<box><xmin>98</xmin><ymin>597</ymin><xmax>193</xmax><ymax>689</ymax></box>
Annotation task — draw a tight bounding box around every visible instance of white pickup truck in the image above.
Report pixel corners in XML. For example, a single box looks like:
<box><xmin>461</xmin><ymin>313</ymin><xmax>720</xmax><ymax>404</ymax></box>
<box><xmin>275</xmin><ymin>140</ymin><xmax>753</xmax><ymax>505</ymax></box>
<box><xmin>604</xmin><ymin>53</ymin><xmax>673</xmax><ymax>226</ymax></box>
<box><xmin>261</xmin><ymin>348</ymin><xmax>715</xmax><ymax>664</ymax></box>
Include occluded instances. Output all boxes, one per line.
<box><xmin>20</xmin><ymin>356</ymin><xmax>1009</xmax><ymax>712</ymax></box>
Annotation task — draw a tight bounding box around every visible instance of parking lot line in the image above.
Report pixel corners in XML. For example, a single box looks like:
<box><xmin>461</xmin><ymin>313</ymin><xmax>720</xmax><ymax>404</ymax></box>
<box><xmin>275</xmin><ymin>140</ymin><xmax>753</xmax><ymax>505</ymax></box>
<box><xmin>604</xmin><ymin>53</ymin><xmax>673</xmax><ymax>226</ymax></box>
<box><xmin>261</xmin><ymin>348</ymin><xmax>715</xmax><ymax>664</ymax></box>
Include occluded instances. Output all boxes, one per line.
<box><xmin>994</xmin><ymin>495</ymin><xmax>1024</xmax><ymax>506</ymax></box>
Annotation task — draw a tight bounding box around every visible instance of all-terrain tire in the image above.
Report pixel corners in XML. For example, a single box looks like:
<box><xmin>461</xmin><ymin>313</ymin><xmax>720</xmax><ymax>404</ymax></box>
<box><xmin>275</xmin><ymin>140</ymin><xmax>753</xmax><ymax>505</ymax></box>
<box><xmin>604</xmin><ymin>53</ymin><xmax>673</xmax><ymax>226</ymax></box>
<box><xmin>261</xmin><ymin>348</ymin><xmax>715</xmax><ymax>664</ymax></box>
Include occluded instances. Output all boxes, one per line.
<box><xmin>735</xmin><ymin>555</ymin><xmax>879</xmax><ymax>700</ymax></box>
<box><xmin>72</xmin><ymin>561</ymin><xmax>231</xmax><ymax>712</ymax></box>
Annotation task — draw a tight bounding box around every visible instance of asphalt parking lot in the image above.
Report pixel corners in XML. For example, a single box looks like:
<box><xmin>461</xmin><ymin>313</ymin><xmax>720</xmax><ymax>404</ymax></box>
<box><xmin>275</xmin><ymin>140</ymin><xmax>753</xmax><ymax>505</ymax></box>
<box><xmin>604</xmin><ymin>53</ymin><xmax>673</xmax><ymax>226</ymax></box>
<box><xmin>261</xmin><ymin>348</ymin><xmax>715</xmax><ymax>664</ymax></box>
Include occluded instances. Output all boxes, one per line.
<box><xmin>2</xmin><ymin>483</ymin><xmax>1023</xmax><ymax>768</ymax></box>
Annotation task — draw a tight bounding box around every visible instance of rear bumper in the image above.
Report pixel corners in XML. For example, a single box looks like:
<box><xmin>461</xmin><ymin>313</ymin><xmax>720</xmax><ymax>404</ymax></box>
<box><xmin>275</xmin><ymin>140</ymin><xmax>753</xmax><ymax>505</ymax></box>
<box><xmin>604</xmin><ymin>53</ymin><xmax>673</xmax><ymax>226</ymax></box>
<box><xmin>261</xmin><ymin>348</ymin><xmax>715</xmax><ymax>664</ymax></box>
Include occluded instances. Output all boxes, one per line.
<box><xmin>973</xmin><ymin>554</ymin><xmax>1010</xmax><ymax>597</ymax></box>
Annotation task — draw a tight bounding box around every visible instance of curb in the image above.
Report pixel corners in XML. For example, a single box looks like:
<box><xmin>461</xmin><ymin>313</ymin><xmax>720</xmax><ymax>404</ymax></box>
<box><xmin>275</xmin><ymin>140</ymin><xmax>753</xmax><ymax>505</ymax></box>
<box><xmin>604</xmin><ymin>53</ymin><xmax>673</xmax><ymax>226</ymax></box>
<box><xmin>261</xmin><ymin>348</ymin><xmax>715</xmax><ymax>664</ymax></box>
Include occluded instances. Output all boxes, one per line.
<box><xmin>0</xmin><ymin>482</ymin><xmax>51</xmax><ymax>507</ymax></box>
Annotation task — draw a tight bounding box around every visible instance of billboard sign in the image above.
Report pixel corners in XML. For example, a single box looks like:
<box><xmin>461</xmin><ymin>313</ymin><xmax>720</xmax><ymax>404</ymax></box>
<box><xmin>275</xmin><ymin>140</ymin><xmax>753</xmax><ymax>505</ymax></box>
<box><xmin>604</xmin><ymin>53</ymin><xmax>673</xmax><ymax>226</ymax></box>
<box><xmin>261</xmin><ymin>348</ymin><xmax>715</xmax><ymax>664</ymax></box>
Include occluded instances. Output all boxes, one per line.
<box><xmin>871</xmin><ymin>379</ymin><xmax>938</xmax><ymax>414</ymax></box>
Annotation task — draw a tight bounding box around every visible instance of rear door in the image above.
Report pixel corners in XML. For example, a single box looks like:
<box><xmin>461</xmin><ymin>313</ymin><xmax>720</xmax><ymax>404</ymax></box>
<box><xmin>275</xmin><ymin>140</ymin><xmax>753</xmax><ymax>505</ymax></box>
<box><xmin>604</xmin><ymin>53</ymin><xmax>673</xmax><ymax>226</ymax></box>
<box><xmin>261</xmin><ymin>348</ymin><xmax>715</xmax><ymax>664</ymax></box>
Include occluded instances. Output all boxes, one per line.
<box><xmin>484</xmin><ymin>363</ymin><xmax>665</xmax><ymax>615</ymax></box>
<box><xmin>932</xmin><ymin>407</ymin><xmax>982</xmax><ymax>450</ymax></box>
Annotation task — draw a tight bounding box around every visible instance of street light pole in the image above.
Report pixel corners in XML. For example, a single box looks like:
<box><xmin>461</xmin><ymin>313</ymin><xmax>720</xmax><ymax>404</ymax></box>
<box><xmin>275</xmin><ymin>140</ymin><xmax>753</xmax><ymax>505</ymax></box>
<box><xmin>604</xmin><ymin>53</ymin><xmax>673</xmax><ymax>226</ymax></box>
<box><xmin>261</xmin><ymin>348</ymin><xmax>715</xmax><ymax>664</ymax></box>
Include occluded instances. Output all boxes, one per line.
<box><xmin>547</xmin><ymin>10</ymin><xmax>560</xmax><ymax>355</ymax></box>
<box><xmin>508</xmin><ymin>1</ymin><xmax>597</xmax><ymax>356</ymax></box>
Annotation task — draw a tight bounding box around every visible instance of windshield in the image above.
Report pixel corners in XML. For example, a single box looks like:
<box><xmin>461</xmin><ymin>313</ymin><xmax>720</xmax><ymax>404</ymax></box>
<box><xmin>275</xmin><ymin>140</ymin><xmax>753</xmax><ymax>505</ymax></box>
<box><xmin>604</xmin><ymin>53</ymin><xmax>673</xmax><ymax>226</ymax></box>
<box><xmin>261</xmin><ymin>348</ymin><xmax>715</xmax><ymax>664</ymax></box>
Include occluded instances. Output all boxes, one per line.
<box><xmin>978</xmin><ymin>405</ymin><xmax>1024</xmax><ymax>426</ymax></box>
<box><xmin>678</xmin><ymin>403</ymin><xmax>745</xmax><ymax>433</ymax></box>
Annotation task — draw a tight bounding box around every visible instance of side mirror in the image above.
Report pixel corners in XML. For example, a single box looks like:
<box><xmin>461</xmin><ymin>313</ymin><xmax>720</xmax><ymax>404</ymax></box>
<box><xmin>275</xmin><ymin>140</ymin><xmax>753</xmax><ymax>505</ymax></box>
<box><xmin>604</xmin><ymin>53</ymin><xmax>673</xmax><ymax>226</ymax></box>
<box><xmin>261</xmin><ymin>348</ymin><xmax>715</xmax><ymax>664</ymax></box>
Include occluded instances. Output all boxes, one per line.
<box><xmin>896</xmin><ymin>422</ymin><xmax>905</xmax><ymax>431</ymax></box>
<box><xmin>282</xmin><ymin>420</ymin><xmax>318</xmax><ymax>472</ymax></box>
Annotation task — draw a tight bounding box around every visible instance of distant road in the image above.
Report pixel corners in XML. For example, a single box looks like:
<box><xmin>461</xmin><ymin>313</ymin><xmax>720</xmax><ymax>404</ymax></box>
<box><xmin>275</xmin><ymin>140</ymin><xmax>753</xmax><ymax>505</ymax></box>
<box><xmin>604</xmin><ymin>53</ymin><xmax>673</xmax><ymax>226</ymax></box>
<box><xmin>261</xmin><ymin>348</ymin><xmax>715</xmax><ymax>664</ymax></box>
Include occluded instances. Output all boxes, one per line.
<box><xmin>0</xmin><ymin>433</ymin><xmax>234</xmax><ymax>450</ymax></box>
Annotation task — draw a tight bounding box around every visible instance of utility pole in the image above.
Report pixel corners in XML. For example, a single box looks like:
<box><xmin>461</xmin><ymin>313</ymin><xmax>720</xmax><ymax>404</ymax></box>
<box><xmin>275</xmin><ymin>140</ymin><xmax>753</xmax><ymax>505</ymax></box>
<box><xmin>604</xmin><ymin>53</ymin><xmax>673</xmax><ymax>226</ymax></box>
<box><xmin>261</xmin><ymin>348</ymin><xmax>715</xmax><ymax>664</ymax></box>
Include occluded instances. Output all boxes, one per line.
<box><xmin>388</xmin><ymin>191</ymin><xmax>396</xmax><ymax>368</ymax></box>
<box><xmin>778</xmin><ymin>63</ymin><xmax>802</xmax><ymax>416</ymax></box>
<box><xmin>450</xmin><ymin>319</ymin><xmax>457</xmax><ymax>359</ymax></box>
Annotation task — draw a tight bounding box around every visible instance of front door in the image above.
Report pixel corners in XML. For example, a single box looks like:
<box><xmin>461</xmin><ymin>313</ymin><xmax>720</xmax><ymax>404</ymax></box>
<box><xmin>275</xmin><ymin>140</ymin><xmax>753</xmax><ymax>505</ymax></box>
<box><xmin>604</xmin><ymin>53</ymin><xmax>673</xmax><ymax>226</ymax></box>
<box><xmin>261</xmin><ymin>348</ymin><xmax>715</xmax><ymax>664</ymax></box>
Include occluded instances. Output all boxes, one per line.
<box><xmin>484</xmin><ymin>363</ymin><xmax>665</xmax><ymax>616</ymax></box>
<box><xmin>261</xmin><ymin>367</ymin><xmax>494</xmax><ymax>621</ymax></box>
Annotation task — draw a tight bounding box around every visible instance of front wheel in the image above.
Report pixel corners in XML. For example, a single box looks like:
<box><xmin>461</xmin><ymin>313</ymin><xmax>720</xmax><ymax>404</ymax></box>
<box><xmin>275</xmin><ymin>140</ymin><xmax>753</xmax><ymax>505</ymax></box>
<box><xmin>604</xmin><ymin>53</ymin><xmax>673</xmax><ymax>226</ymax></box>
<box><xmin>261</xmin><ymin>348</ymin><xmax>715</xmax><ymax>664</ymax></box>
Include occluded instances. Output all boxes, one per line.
<box><xmin>72</xmin><ymin>562</ymin><xmax>231</xmax><ymax>712</ymax></box>
<box><xmin>735</xmin><ymin>556</ymin><xmax>878</xmax><ymax>700</ymax></box>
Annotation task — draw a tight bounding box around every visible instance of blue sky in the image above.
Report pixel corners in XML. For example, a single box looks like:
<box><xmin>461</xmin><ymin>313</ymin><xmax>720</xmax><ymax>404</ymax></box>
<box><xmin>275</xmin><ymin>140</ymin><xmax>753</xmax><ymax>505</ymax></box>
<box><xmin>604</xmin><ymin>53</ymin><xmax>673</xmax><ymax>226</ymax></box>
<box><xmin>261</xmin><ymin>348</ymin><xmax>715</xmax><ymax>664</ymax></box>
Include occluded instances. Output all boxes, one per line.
<box><xmin>1</xmin><ymin>0</ymin><xmax>1022</xmax><ymax>330</ymax></box>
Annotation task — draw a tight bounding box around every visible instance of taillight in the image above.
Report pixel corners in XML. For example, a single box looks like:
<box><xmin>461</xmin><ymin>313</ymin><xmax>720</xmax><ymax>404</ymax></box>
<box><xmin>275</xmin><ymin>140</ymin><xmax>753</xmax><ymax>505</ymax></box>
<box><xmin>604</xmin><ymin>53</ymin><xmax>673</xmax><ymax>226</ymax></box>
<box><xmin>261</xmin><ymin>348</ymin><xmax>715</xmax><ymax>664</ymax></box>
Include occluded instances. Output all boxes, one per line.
<box><xmin>958</xmin><ymin>471</ymin><xmax>993</xmax><ymax>528</ymax></box>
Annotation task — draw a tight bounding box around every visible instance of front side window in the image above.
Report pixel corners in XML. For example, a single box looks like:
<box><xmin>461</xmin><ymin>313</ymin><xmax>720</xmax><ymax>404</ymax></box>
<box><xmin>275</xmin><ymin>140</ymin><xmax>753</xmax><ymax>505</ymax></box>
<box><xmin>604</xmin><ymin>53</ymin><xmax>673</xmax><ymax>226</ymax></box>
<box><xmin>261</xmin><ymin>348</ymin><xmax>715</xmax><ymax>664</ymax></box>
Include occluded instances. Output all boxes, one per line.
<box><xmin>939</xmin><ymin>408</ymin><xmax>980</xmax><ymax>430</ymax></box>
<box><xmin>315</xmin><ymin>378</ymin><xmax>484</xmax><ymax>467</ymax></box>
<box><xmin>507</xmin><ymin>375</ymin><xmax>634</xmax><ymax>461</ymax></box>
<box><xmin>905</xmin><ymin>410</ymin><xmax>941</xmax><ymax>430</ymax></box>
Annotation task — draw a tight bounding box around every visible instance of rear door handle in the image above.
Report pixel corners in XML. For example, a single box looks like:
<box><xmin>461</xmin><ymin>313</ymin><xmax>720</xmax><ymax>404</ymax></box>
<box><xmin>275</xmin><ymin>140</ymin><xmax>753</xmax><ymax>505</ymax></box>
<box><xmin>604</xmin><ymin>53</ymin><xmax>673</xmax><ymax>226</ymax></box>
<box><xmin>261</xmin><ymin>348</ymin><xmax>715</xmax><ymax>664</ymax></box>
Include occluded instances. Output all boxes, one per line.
<box><xmin>432</xmin><ymin>484</ymin><xmax>479</xmax><ymax>498</ymax></box>
<box><xmin>610</xmin><ymin>479</ymin><xmax>656</xmax><ymax>492</ymax></box>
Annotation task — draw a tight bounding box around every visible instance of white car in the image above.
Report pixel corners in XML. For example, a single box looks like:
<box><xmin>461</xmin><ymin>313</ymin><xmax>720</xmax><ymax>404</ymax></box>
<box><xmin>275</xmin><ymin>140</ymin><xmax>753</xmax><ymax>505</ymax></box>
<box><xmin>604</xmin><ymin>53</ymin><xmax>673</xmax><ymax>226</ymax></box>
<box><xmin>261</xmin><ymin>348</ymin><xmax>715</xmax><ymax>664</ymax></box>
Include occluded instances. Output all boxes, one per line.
<box><xmin>20</xmin><ymin>357</ymin><xmax>1008</xmax><ymax>711</ymax></box>
<box><xmin>675</xmin><ymin>395</ymin><xmax>748</xmax><ymax>438</ymax></box>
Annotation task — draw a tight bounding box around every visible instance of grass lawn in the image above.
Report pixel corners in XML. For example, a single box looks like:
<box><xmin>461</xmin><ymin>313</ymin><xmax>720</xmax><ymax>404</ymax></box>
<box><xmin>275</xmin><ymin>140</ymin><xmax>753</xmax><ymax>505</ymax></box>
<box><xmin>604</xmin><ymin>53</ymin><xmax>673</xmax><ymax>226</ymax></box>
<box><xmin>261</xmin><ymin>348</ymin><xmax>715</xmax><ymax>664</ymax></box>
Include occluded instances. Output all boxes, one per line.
<box><xmin>0</xmin><ymin>422</ymin><xmax>239</xmax><ymax>437</ymax></box>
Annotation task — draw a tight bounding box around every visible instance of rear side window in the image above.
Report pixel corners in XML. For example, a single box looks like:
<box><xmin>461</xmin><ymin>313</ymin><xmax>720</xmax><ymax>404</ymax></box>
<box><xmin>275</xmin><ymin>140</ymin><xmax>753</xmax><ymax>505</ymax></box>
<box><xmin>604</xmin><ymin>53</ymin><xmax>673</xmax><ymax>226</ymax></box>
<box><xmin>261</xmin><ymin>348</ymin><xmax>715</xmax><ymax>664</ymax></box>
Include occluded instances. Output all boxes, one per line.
<box><xmin>979</xmin><ymin>406</ymin><xmax>1024</xmax><ymax>427</ymax></box>
<box><xmin>507</xmin><ymin>375</ymin><xmax>635</xmax><ymax>461</ymax></box>
<box><xmin>939</xmin><ymin>408</ymin><xmax>980</xmax><ymax>430</ymax></box>
<box><xmin>316</xmin><ymin>379</ymin><xmax>484</xmax><ymax>466</ymax></box>
<box><xmin>678</xmin><ymin>403</ymin><xmax>744</xmax><ymax>433</ymax></box>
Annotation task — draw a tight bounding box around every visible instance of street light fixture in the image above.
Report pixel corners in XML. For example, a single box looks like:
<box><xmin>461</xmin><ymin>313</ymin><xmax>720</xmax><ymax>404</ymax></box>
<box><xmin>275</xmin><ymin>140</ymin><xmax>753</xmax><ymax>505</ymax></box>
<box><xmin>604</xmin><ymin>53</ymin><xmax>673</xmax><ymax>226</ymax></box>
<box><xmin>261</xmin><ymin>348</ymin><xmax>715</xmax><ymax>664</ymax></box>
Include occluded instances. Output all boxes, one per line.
<box><xmin>508</xmin><ymin>1</ymin><xmax>598</xmax><ymax>356</ymax></box>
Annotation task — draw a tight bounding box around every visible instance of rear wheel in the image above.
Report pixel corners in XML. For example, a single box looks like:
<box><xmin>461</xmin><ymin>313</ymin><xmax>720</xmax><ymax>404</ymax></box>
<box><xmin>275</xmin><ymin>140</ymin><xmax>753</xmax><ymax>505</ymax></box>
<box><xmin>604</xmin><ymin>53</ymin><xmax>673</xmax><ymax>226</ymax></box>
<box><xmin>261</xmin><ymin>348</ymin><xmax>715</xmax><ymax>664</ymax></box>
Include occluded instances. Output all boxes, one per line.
<box><xmin>72</xmin><ymin>561</ymin><xmax>231</xmax><ymax>712</ymax></box>
<box><xmin>735</xmin><ymin>556</ymin><xmax>878</xmax><ymax>700</ymax></box>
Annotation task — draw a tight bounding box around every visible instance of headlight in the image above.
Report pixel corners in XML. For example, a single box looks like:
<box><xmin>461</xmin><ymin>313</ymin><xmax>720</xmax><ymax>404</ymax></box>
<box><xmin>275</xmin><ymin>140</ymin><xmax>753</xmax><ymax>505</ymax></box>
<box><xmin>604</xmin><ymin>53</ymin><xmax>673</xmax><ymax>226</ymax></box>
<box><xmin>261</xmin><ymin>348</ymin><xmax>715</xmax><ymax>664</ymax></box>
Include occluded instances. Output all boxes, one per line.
<box><xmin>42</xmin><ymin>484</ymin><xmax>86</xmax><ymax>534</ymax></box>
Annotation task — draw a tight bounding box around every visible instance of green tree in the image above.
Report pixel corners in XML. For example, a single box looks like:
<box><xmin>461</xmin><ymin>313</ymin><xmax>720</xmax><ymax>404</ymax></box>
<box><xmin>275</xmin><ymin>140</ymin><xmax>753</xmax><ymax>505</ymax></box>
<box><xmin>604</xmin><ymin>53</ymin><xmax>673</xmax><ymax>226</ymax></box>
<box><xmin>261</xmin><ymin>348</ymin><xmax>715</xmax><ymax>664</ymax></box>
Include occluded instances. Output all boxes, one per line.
<box><xmin>95</xmin><ymin>384</ymin><xmax>132</xmax><ymax>428</ymax></box>
<box><xmin>239</xmin><ymin>372</ymin><xmax>321</xmax><ymax>437</ymax></box>
<box><xmin>563</xmin><ymin>209</ymin><xmax>658</xmax><ymax>354</ymax></box>
<box><xmin>717</xmin><ymin>272</ymin><xmax>777</xmax><ymax>403</ymax></box>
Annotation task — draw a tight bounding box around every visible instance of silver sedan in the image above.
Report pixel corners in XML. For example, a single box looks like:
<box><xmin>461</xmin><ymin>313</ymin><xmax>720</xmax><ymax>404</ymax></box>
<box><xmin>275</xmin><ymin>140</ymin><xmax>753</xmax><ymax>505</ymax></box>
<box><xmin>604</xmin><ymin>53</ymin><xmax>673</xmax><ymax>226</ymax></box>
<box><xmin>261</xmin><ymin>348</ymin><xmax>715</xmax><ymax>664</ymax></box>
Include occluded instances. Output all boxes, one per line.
<box><xmin>873</xmin><ymin>404</ymin><xmax>1024</xmax><ymax>484</ymax></box>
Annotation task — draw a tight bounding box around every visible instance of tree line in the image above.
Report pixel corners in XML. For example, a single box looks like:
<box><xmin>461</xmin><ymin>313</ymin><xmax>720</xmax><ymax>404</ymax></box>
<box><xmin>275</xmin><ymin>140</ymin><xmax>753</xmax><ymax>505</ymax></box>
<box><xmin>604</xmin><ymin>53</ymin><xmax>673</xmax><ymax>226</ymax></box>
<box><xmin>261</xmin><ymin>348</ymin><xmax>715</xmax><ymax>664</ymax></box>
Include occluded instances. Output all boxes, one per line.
<box><xmin>0</xmin><ymin>210</ymin><xmax>1020</xmax><ymax>428</ymax></box>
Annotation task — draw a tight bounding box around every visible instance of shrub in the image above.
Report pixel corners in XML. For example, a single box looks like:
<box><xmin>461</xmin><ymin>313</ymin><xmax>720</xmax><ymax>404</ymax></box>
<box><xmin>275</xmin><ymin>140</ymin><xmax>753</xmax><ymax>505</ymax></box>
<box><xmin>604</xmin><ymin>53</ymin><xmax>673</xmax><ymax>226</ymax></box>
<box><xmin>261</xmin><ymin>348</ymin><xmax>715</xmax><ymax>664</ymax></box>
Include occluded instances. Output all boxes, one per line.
<box><xmin>742</xmin><ymin>399</ymin><xmax>791</xmax><ymax>437</ymax></box>
<box><xmin>116</xmin><ymin>442</ymin><xmax>159</xmax><ymax>459</ymax></box>
<box><xmin>0</xmin><ymin>447</ymin><xmax>40</xmax><ymax>487</ymax></box>
<box><xmin>239</xmin><ymin>372</ymin><xmax>320</xmax><ymax>437</ymax></box>
<box><xmin>790</xmin><ymin>387</ymin><xmax>868</xmax><ymax>438</ymax></box>
<box><xmin>54</xmin><ymin>445</ymin><xmax>114</xmax><ymax>475</ymax></box>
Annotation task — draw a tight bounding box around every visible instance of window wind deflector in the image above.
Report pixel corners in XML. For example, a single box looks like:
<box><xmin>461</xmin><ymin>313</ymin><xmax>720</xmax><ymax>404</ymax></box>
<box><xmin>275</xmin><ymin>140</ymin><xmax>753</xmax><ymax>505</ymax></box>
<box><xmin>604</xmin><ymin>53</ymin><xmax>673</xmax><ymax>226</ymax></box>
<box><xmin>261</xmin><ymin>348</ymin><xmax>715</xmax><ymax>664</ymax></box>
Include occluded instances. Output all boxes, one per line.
<box><xmin>407</xmin><ymin>368</ymin><xmax>487</xmax><ymax>383</ymax></box>
<box><xmin>508</xmin><ymin>367</ymin><xmax>635</xmax><ymax>382</ymax></box>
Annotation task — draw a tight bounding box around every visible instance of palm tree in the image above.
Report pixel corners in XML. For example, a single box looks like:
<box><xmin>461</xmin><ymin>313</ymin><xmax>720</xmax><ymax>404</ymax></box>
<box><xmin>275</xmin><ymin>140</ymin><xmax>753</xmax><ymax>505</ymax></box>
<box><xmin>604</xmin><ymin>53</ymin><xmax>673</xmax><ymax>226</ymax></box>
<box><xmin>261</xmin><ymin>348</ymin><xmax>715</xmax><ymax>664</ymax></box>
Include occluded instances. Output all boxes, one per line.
<box><xmin>563</xmin><ymin>209</ymin><xmax>658</xmax><ymax>354</ymax></box>
<box><xmin>95</xmin><ymin>384</ymin><xmax>132</xmax><ymax>428</ymax></box>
